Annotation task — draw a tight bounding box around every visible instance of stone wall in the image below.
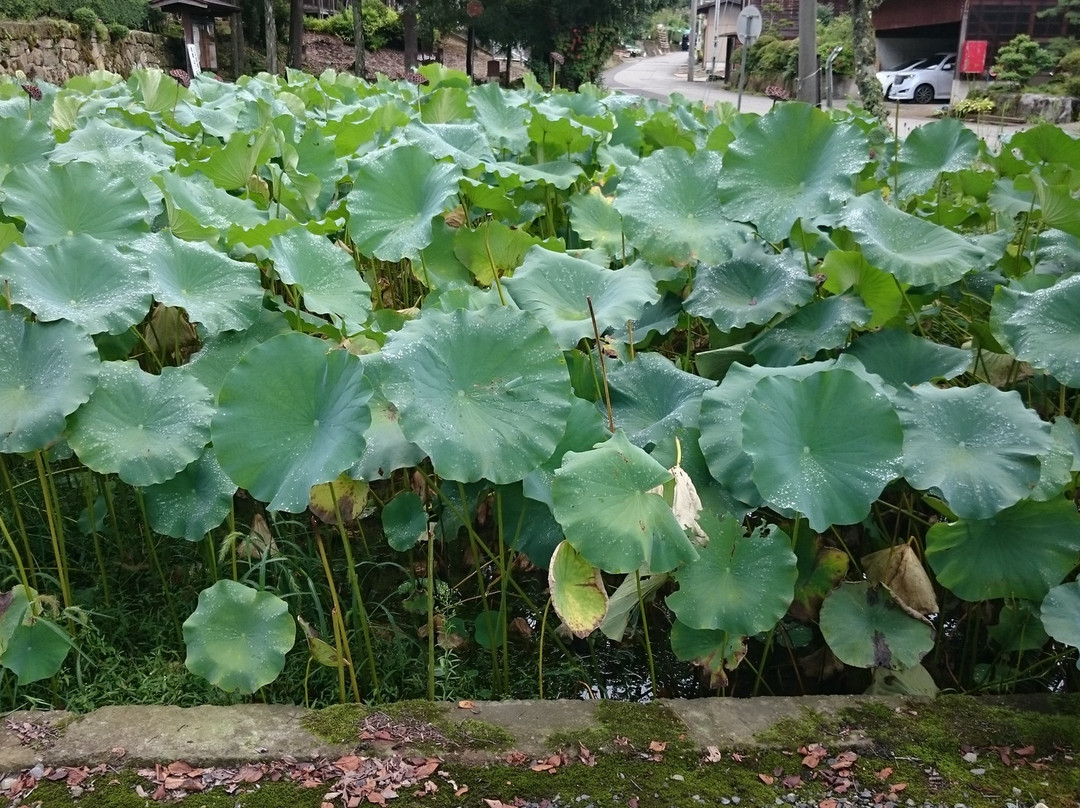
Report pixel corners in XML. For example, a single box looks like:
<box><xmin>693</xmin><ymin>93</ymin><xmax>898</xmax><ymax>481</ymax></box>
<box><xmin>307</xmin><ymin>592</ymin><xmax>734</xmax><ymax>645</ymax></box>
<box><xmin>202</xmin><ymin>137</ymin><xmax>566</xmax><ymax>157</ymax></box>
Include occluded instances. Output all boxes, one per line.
<box><xmin>0</xmin><ymin>19</ymin><xmax>168</xmax><ymax>84</ymax></box>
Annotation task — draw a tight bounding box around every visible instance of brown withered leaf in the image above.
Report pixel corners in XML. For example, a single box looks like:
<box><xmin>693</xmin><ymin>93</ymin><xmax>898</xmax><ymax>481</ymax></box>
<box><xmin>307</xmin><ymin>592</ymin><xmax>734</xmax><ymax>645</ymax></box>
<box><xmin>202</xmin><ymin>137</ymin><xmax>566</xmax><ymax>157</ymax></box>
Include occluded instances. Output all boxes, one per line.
<box><xmin>758</xmin><ymin>773</ymin><xmax>775</xmax><ymax>785</ymax></box>
<box><xmin>704</xmin><ymin>746</ymin><xmax>722</xmax><ymax>763</ymax></box>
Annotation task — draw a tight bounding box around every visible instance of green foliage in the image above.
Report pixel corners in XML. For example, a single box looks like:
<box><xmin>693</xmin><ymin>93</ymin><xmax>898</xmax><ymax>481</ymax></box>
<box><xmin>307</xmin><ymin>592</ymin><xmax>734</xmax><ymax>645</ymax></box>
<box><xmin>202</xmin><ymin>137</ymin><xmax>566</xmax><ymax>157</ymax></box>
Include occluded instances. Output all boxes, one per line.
<box><xmin>71</xmin><ymin>5</ymin><xmax>98</xmax><ymax>32</ymax></box>
<box><xmin>303</xmin><ymin>0</ymin><xmax>402</xmax><ymax>50</ymax></box>
<box><xmin>816</xmin><ymin>12</ymin><xmax>853</xmax><ymax>77</ymax></box>
<box><xmin>991</xmin><ymin>34</ymin><xmax>1054</xmax><ymax>86</ymax></box>
<box><xmin>107</xmin><ymin>21</ymin><xmax>128</xmax><ymax>39</ymax></box>
<box><xmin>553</xmin><ymin>23</ymin><xmax>621</xmax><ymax>88</ymax></box>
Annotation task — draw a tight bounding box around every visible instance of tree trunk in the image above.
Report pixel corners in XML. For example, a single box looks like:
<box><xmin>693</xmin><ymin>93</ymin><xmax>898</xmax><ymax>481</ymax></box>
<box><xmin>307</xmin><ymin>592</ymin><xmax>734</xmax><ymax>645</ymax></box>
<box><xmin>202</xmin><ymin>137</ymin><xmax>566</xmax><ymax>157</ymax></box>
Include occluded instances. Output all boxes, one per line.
<box><xmin>402</xmin><ymin>1</ymin><xmax>417</xmax><ymax>70</ymax></box>
<box><xmin>231</xmin><ymin>11</ymin><xmax>244</xmax><ymax>77</ymax></box>
<box><xmin>264</xmin><ymin>0</ymin><xmax>278</xmax><ymax>73</ymax></box>
<box><xmin>797</xmin><ymin>0</ymin><xmax>817</xmax><ymax>103</ymax></box>
<box><xmin>353</xmin><ymin>0</ymin><xmax>365</xmax><ymax>76</ymax></box>
<box><xmin>852</xmin><ymin>0</ymin><xmax>886</xmax><ymax>121</ymax></box>
<box><xmin>465</xmin><ymin>23</ymin><xmax>474</xmax><ymax>80</ymax></box>
<box><xmin>288</xmin><ymin>0</ymin><xmax>303</xmax><ymax>69</ymax></box>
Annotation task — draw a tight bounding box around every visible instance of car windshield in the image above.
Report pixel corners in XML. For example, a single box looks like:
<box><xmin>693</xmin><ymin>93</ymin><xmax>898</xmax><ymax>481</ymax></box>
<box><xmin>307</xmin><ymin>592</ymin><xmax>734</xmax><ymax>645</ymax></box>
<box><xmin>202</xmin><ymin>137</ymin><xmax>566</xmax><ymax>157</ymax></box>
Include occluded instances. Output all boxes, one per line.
<box><xmin>886</xmin><ymin>59</ymin><xmax>922</xmax><ymax>71</ymax></box>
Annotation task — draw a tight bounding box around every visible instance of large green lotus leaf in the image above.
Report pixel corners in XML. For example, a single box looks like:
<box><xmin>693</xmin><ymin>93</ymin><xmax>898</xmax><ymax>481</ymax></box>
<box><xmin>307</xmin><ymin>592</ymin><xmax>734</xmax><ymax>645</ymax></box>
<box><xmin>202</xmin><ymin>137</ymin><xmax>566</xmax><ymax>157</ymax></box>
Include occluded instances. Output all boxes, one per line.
<box><xmin>142</xmin><ymin>449</ymin><xmax>236</xmax><ymax>541</ymax></box>
<box><xmin>503</xmin><ymin>248</ymin><xmax>659</xmax><ymax>350</ymax></box>
<box><xmin>467</xmin><ymin>82</ymin><xmax>532</xmax><ymax>154</ymax></box>
<box><xmin>669</xmin><ymin>620</ymin><xmax>747</xmax><ymax>689</ymax></box>
<box><xmin>1040</xmin><ymin>581</ymin><xmax>1080</xmax><ymax>669</ymax></box>
<box><xmin>183</xmin><ymin>310</ymin><xmax>293</xmax><ymax>397</ymax></box>
<box><xmin>1</xmin><ymin>161</ymin><xmax>150</xmax><ymax>246</ymax></box>
<box><xmin>819</xmin><ymin>582</ymin><xmax>933</xmax><ymax>670</ymax></box>
<box><xmin>845</xmin><ymin>329</ymin><xmax>971</xmax><ymax>389</ymax></box>
<box><xmin>129</xmin><ymin>232</ymin><xmax>264</xmax><ymax>334</ymax></box>
<box><xmin>0</xmin><ymin>237</ymin><xmax>152</xmax><ymax>335</ymax></box>
<box><xmin>345</xmin><ymin>144</ymin><xmax>462</xmax><ymax>261</ymax></box>
<box><xmin>605</xmin><ymin>352</ymin><xmax>714</xmax><ymax>449</ymax></box>
<box><xmin>452</xmin><ymin>220</ymin><xmax>546</xmax><ymax>286</ymax></box>
<box><xmin>522</xmin><ymin>395</ymin><xmax>611</xmax><ymax>510</ymax></box>
<box><xmin>67</xmin><ymin>362</ymin><xmax>212</xmax><ymax>486</ymax></box>
<box><xmin>1030</xmin><ymin>416</ymin><xmax>1077</xmax><ymax>502</ymax></box>
<box><xmin>819</xmin><ymin>249</ymin><xmax>903</xmax><ymax>328</ymax></box>
<box><xmin>685</xmin><ymin>246</ymin><xmax>817</xmax><ymax>331</ymax></box>
<box><xmin>925</xmin><ymin>497</ymin><xmax>1080</xmax><ymax>602</ymax></box>
<box><xmin>0</xmin><ymin>616</ymin><xmax>71</xmax><ymax>685</ymax></box>
<box><xmin>404</xmin><ymin>121</ymin><xmax>495</xmax><ymax>169</ymax></box>
<box><xmin>382</xmin><ymin>490</ymin><xmax>429</xmax><ymax>552</ymax></box>
<box><xmin>990</xmin><ymin>273</ymin><xmax>1080</xmax><ymax>387</ymax></box>
<box><xmin>0</xmin><ymin>117</ymin><xmax>51</xmax><ymax>183</ymax></box>
<box><xmin>0</xmin><ymin>222</ymin><xmax>22</xmax><ymax>258</ymax></box>
<box><xmin>499</xmin><ymin>482</ymin><xmax>565</xmax><ymax>569</ymax></box>
<box><xmin>894</xmin><ymin>118</ymin><xmax>980</xmax><ymax>198</ymax></box>
<box><xmin>190</xmin><ymin>128</ymin><xmax>276</xmax><ymax>191</ymax></box>
<box><xmin>212</xmin><ymin>333</ymin><xmax>372</xmax><ymax>513</ymax></box>
<box><xmin>268</xmin><ymin>228</ymin><xmax>372</xmax><ymax>326</ymax></box>
<box><xmin>668</xmin><ymin>512</ymin><xmax>796</xmax><ymax>636</ymax></box>
<box><xmin>614</xmin><ymin>147</ymin><xmax>751</xmax><ymax>266</ymax></box>
<box><xmin>154</xmin><ymin>170</ymin><xmax>268</xmax><ymax>242</ymax></box>
<box><xmin>349</xmin><ymin>353</ymin><xmax>425</xmax><ymax>481</ymax></box>
<box><xmin>491</xmin><ymin>159</ymin><xmax>584</xmax><ymax>190</ymax></box>
<box><xmin>745</xmin><ymin>294</ymin><xmax>871</xmax><ymax>367</ymax></box>
<box><xmin>548</xmin><ymin>540</ymin><xmax>609</xmax><ymax>639</ymax></box>
<box><xmin>994</xmin><ymin>123</ymin><xmax>1080</xmax><ymax>177</ymax></box>
<box><xmin>717</xmin><ymin>103</ymin><xmax>869</xmax><ymax>243</ymax></box>
<box><xmin>379</xmin><ymin>307</ymin><xmax>571</xmax><ymax>484</ymax></box>
<box><xmin>551</xmin><ymin>430</ymin><xmax>698</xmax><ymax>574</ymax></box>
<box><xmin>0</xmin><ymin>312</ymin><xmax>99</xmax><ymax>453</ymax></box>
<box><xmin>841</xmin><ymin>194</ymin><xmax>985</xmax><ymax>288</ymax></box>
<box><xmin>896</xmin><ymin>384</ymin><xmax>1052</xmax><ymax>519</ymax></box>
<box><xmin>742</xmin><ymin>368</ymin><xmax>903</xmax><ymax>531</ymax></box>
<box><xmin>183</xmin><ymin>579</ymin><xmax>295</xmax><ymax>694</ymax></box>
<box><xmin>569</xmin><ymin>187</ymin><xmax>625</xmax><ymax>258</ymax></box>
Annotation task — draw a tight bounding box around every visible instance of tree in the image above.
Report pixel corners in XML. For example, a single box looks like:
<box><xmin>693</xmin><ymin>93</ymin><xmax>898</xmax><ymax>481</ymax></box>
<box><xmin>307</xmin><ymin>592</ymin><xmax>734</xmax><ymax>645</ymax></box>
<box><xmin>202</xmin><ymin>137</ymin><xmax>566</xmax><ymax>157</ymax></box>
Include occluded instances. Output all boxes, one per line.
<box><xmin>288</xmin><ymin>0</ymin><xmax>303</xmax><ymax>68</ymax></box>
<box><xmin>265</xmin><ymin>0</ymin><xmax>278</xmax><ymax>73</ymax></box>
<box><xmin>1039</xmin><ymin>0</ymin><xmax>1080</xmax><ymax>28</ymax></box>
<box><xmin>850</xmin><ymin>0</ymin><xmax>885</xmax><ymax>120</ymax></box>
<box><xmin>353</xmin><ymin>0</ymin><xmax>365</xmax><ymax>77</ymax></box>
<box><xmin>991</xmin><ymin>34</ymin><xmax>1054</xmax><ymax>86</ymax></box>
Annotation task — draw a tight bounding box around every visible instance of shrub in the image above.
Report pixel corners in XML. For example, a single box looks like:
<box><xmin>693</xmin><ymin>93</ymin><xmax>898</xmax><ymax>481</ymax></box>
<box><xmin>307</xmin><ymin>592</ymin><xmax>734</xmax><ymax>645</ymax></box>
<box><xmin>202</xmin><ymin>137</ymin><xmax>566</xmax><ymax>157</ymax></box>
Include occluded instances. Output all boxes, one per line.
<box><xmin>71</xmin><ymin>5</ymin><xmax>98</xmax><ymax>33</ymax></box>
<box><xmin>107</xmin><ymin>21</ymin><xmax>128</xmax><ymax>39</ymax></box>
<box><xmin>1064</xmin><ymin>75</ymin><xmax>1080</xmax><ymax>98</ymax></box>
<box><xmin>991</xmin><ymin>34</ymin><xmax>1054</xmax><ymax>86</ymax></box>
<box><xmin>304</xmin><ymin>0</ymin><xmax>401</xmax><ymax>51</ymax></box>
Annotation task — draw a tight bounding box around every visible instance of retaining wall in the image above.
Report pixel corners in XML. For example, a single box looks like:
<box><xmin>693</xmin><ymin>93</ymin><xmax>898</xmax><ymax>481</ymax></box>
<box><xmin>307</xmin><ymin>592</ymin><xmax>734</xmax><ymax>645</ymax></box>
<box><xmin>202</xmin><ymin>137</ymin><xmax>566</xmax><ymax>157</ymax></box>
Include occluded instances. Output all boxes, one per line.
<box><xmin>0</xmin><ymin>19</ymin><xmax>167</xmax><ymax>83</ymax></box>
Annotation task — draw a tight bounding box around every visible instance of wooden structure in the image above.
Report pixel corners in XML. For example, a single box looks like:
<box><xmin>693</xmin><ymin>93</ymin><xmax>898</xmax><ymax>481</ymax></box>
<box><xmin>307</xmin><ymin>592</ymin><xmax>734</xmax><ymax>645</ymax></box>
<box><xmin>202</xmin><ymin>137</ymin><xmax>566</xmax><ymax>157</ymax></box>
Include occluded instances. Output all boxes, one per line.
<box><xmin>150</xmin><ymin>0</ymin><xmax>241</xmax><ymax>74</ymax></box>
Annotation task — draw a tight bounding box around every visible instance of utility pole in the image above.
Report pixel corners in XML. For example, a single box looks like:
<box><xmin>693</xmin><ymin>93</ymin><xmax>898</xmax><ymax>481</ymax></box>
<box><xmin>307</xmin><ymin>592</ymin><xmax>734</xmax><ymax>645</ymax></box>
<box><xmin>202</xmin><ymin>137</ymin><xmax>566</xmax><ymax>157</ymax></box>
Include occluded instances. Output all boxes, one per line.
<box><xmin>688</xmin><ymin>0</ymin><xmax>698</xmax><ymax>82</ymax></box>
<box><xmin>797</xmin><ymin>0</ymin><xmax>817</xmax><ymax>103</ymax></box>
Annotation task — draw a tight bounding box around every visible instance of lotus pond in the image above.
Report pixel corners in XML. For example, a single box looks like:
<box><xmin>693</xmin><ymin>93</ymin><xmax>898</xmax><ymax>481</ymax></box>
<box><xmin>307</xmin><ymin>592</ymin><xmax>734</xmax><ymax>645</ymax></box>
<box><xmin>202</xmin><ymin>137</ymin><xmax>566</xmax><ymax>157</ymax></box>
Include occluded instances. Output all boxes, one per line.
<box><xmin>0</xmin><ymin>65</ymin><xmax>1079</xmax><ymax>711</ymax></box>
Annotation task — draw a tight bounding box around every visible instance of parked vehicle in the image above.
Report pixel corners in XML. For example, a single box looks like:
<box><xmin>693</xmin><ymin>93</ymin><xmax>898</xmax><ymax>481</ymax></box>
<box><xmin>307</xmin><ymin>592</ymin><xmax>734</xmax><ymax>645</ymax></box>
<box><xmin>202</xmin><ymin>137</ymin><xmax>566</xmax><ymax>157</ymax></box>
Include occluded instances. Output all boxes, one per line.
<box><xmin>623</xmin><ymin>42</ymin><xmax>644</xmax><ymax>57</ymax></box>
<box><xmin>875</xmin><ymin>57</ymin><xmax>925</xmax><ymax>98</ymax></box>
<box><xmin>885</xmin><ymin>52</ymin><xmax>956</xmax><ymax>104</ymax></box>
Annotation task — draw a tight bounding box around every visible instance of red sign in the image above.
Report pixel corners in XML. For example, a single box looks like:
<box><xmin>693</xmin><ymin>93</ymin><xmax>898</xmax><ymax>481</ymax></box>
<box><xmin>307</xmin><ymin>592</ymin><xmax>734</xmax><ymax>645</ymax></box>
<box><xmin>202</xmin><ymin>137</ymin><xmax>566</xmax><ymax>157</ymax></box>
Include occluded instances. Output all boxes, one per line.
<box><xmin>961</xmin><ymin>40</ymin><xmax>988</xmax><ymax>74</ymax></box>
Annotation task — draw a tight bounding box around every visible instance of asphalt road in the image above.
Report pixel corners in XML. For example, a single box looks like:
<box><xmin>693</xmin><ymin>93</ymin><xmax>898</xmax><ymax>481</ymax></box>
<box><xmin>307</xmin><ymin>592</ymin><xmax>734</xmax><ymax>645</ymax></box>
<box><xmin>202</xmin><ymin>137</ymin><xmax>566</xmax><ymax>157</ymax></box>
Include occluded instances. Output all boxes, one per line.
<box><xmin>601</xmin><ymin>51</ymin><xmax>1025</xmax><ymax>146</ymax></box>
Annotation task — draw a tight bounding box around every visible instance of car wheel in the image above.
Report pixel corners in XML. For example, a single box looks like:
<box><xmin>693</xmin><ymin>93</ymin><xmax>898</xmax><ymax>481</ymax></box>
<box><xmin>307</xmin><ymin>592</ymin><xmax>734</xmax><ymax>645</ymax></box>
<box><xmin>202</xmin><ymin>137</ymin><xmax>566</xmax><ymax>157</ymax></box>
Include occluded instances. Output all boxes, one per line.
<box><xmin>913</xmin><ymin>83</ymin><xmax>934</xmax><ymax>104</ymax></box>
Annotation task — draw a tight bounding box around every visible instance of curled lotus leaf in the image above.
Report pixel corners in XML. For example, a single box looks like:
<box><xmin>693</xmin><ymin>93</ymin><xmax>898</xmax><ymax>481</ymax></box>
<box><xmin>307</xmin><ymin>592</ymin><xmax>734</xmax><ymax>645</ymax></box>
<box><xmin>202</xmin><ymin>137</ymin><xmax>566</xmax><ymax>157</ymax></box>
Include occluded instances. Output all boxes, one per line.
<box><xmin>990</xmin><ymin>273</ymin><xmax>1080</xmax><ymax>387</ymax></box>
<box><xmin>142</xmin><ymin>448</ymin><xmax>236</xmax><ymax>541</ymax></box>
<box><xmin>183</xmin><ymin>580</ymin><xmax>295</xmax><ymax>694</ymax></box>
<box><xmin>669</xmin><ymin>620</ymin><xmax>747</xmax><ymax>689</ymax></box>
<box><xmin>1040</xmin><ymin>581</ymin><xmax>1080</xmax><ymax>669</ymax></box>
<box><xmin>893</xmin><ymin>118</ymin><xmax>980</xmax><ymax>198</ymax></box>
<box><xmin>548</xmin><ymin>540</ymin><xmax>609</xmax><ymax>639</ymax></box>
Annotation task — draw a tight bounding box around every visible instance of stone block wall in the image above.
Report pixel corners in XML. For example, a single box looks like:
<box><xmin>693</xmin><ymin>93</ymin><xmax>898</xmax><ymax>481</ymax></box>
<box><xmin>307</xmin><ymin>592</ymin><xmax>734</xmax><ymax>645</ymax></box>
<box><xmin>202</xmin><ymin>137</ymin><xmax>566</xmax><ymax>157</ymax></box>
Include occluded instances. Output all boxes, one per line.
<box><xmin>0</xmin><ymin>19</ymin><xmax>168</xmax><ymax>83</ymax></box>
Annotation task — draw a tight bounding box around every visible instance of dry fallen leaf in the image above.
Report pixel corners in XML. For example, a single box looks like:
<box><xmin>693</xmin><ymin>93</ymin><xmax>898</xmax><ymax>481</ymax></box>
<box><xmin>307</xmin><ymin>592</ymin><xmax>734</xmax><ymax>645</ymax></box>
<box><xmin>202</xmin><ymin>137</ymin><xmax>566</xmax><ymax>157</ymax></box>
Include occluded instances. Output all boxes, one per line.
<box><xmin>758</xmin><ymin>773</ymin><xmax>775</xmax><ymax>785</ymax></box>
<box><xmin>704</xmin><ymin>746</ymin><xmax>722</xmax><ymax>763</ymax></box>
<box><xmin>648</xmin><ymin>740</ymin><xmax>667</xmax><ymax>753</ymax></box>
<box><xmin>876</xmin><ymin>766</ymin><xmax>893</xmax><ymax>780</ymax></box>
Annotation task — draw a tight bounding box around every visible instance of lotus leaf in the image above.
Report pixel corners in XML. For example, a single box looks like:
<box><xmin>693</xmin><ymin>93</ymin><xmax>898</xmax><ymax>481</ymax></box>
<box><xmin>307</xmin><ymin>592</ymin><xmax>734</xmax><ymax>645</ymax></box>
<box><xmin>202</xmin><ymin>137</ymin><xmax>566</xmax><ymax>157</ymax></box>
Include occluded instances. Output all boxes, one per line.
<box><xmin>68</xmin><ymin>362</ymin><xmax>213</xmax><ymax>486</ymax></box>
<box><xmin>453</xmin><ymin>221</ymin><xmax>546</xmax><ymax>286</ymax></box>
<box><xmin>988</xmin><ymin>600</ymin><xmax>1048</xmax><ymax>653</ymax></box>
<box><xmin>1040</xmin><ymin>581</ymin><xmax>1080</xmax><ymax>668</ymax></box>
<box><xmin>668</xmin><ymin>512</ymin><xmax>796</xmax><ymax>636</ymax></box>
<box><xmin>600</xmin><ymin>572</ymin><xmax>669</xmax><ymax>641</ymax></box>
<box><xmin>925</xmin><ymin>497</ymin><xmax>1080</xmax><ymax>602</ymax></box>
<box><xmin>183</xmin><ymin>579</ymin><xmax>295</xmax><ymax>694</ymax></box>
<box><xmin>717</xmin><ymin>103</ymin><xmax>869</xmax><ymax>242</ymax></box>
<box><xmin>141</xmin><ymin>449</ymin><xmax>235</xmax><ymax>541</ymax></box>
<box><xmin>473</xmin><ymin>610</ymin><xmax>505</xmax><ymax>650</ymax></box>
<box><xmin>841</xmin><ymin>194</ymin><xmax>985</xmax><ymax>288</ymax></box>
<box><xmin>669</xmin><ymin>620</ymin><xmax>746</xmax><ymax>688</ymax></box>
<box><xmin>0</xmin><ymin>236</ymin><xmax>152</xmax><ymax>335</ymax></box>
<box><xmin>212</xmin><ymin>333</ymin><xmax>372</xmax><ymax>512</ymax></box>
<box><xmin>131</xmin><ymin>231</ymin><xmax>264</xmax><ymax>334</ymax></box>
<box><xmin>467</xmin><ymin>82</ymin><xmax>531</xmax><ymax>153</ymax></box>
<box><xmin>382</xmin><ymin>491</ymin><xmax>429</xmax><ymax>552</ymax></box>
<box><xmin>894</xmin><ymin>118</ymin><xmax>980</xmax><ymax>198</ymax></box>
<box><xmin>990</xmin><ymin>273</ymin><xmax>1080</xmax><ymax>387</ymax></box>
<box><xmin>379</xmin><ymin>306</ymin><xmax>571</xmax><ymax>484</ymax></box>
<box><xmin>348</xmin><ymin>353</ymin><xmax>425</xmax><ymax>482</ymax></box>
<box><xmin>498</xmin><ymin>483</ymin><xmax>564</xmax><ymax>569</ymax></box>
<box><xmin>819</xmin><ymin>250</ymin><xmax>903</xmax><ymax>328</ymax></box>
<box><xmin>845</xmin><ymin>329</ymin><xmax>971</xmax><ymax>388</ymax></box>
<box><xmin>862</xmin><ymin>545</ymin><xmax>938</xmax><ymax>616</ymax></box>
<box><xmin>522</xmin><ymin>395</ymin><xmax>611</xmax><ymax>510</ymax></box>
<box><xmin>790</xmin><ymin>529</ymin><xmax>849</xmax><ymax>622</ymax></box>
<box><xmin>345</xmin><ymin>144</ymin><xmax>463</xmax><ymax>261</ymax></box>
<box><xmin>548</xmin><ymin>541</ymin><xmax>609</xmax><ymax>639</ymax></box>
<box><xmin>615</xmin><ymin>147</ymin><xmax>750</xmax><ymax>265</ymax></box>
<box><xmin>569</xmin><ymin>187</ymin><xmax>625</xmax><ymax>258</ymax></box>
<box><xmin>515</xmin><ymin>250</ymin><xmax>657</xmax><ymax>344</ymax></box>
<box><xmin>896</xmin><ymin>384</ymin><xmax>1051</xmax><ymax>519</ymax></box>
<box><xmin>309</xmin><ymin>474</ymin><xmax>369</xmax><ymax>524</ymax></box>
<box><xmin>0</xmin><ymin>618</ymin><xmax>71</xmax><ymax>686</ymax></box>
<box><xmin>605</xmin><ymin>353</ymin><xmax>714</xmax><ymax>449</ymax></box>
<box><xmin>0</xmin><ymin>312</ymin><xmax>99</xmax><ymax>453</ymax></box>
<box><xmin>745</xmin><ymin>294</ymin><xmax>871</xmax><ymax>367</ymax></box>
<box><xmin>0</xmin><ymin>117</ymin><xmax>51</xmax><ymax>184</ymax></box>
<box><xmin>1</xmin><ymin>161</ymin><xmax>150</xmax><ymax>245</ymax></box>
<box><xmin>268</xmin><ymin>227</ymin><xmax>372</xmax><ymax>326</ymax></box>
<box><xmin>819</xmin><ymin>582</ymin><xmax>934</xmax><ymax>670</ymax></box>
<box><xmin>741</xmin><ymin>368</ymin><xmax>903</xmax><ymax>531</ymax></box>
<box><xmin>404</xmin><ymin>121</ymin><xmax>494</xmax><ymax>169</ymax></box>
<box><xmin>551</xmin><ymin>430</ymin><xmax>698</xmax><ymax>574</ymax></box>
<box><xmin>685</xmin><ymin>246</ymin><xmax>817</xmax><ymax>331</ymax></box>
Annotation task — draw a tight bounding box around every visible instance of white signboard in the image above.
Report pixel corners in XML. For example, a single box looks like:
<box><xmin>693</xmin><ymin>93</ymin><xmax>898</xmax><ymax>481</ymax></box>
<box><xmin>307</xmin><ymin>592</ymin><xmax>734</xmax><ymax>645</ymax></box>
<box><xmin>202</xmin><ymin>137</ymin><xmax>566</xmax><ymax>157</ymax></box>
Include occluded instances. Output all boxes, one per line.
<box><xmin>186</xmin><ymin>43</ymin><xmax>202</xmax><ymax>76</ymax></box>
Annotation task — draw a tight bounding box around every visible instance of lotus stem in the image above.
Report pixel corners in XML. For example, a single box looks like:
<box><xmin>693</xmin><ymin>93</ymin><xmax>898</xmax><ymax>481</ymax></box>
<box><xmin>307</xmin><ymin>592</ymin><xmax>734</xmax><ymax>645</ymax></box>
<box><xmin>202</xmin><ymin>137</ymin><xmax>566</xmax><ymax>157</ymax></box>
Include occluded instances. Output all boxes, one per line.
<box><xmin>635</xmin><ymin>571</ymin><xmax>658</xmax><ymax>698</ymax></box>
<box><xmin>34</xmin><ymin>450</ymin><xmax>72</xmax><ymax>610</ymax></box>
<box><xmin>426</xmin><ymin>525</ymin><xmax>436</xmax><ymax>701</ymax></box>
<box><xmin>538</xmin><ymin>596</ymin><xmax>552</xmax><ymax>699</ymax></box>
<box><xmin>751</xmin><ymin>626</ymin><xmax>775</xmax><ymax>696</ymax></box>
<box><xmin>0</xmin><ymin>455</ymin><xmax>36</xmax><ymax>588</ymax></box>
<box><xmin>496</xmin><ymin>489</ymin><xmax>509</xmax><ymax>691</ymax></box>
<box><xmin>456</xmin><ymin>480</ymin><xmax>501</xmax><ymax>693</ymax></box>
<box><xmin>0</xmin><ymin>513</ymin><xmax>31</xmax><ymax>594</ymax></box>
<box><xmin>83</xmin><ymin>471</ymin><xmax>110</xmax><ymax>605</ymax></box>
<box><xmin>586</xmin><ymin>296</ymin><xmax>614</xmax><ymax>433</ymax></box>
<box><xmin>314</xmin><ymin>529</ymin><xmax>355</xmax><ymax>703</ymax></box>
<box><xmin>328</xmin><ymin>481</ymin><xmax>378</xmax><ymax>694</ymax></box>
<box><xmin>134</xmin><ymin>488</ymin><xmax>182</xmax><ymax>643</ymax></box>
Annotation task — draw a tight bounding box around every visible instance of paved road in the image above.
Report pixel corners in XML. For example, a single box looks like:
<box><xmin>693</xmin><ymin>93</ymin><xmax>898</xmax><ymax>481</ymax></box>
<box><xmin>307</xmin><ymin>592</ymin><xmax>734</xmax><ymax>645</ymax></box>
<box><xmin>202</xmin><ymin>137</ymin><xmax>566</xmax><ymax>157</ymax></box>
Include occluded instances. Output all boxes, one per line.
<box><xmin>602</xmin><ymin>51</ymin><xmax>1024</xmax><ymax>147</ymax></box>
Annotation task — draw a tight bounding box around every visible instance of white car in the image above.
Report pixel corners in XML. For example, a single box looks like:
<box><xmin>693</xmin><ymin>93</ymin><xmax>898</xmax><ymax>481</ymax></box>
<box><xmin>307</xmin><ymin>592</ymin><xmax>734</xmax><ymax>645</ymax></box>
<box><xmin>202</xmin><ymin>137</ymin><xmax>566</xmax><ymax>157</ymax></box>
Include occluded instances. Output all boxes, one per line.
<box><xmin>875</xmin><ymin>57</ymin><xmax>924</xmax><ymax>98</ymax></box>
<box><xmin>886</xmin><ymin>52</ymin><xmax>956</xmax><ymax>104</ymax></box>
